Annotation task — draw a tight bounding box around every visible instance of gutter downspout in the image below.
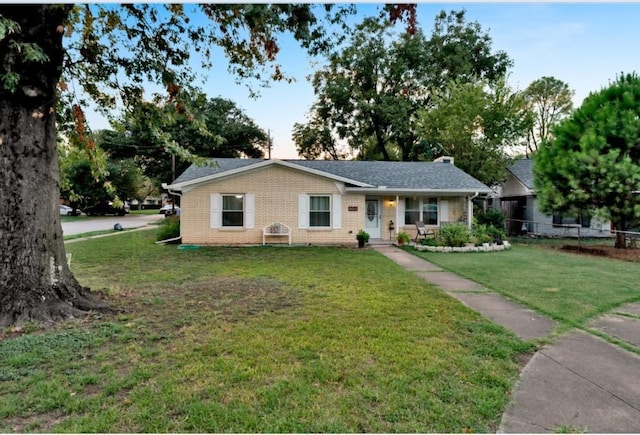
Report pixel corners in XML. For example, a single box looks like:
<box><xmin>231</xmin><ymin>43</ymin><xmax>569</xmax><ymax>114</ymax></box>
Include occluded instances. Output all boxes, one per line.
<box><xmin>156</xmin><ymin>186</ymin><xmax>183</xmax><ymax>244</ymax></box>
<box><xmin>468</xmin><ymin>192</ymin><xmax>479</xmax><ymax>229</ymax></box>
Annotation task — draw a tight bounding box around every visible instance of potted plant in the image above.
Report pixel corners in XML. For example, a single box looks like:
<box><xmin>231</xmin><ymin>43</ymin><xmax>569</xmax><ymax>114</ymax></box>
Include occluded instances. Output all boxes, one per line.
<box><xmin>356</xmin><ymin>229</ymin><xmax>370</xmax><ymax>248</ymax></box>
<box><xmin>396</xmin><ymin>231</ymin><xmax>411</xmax><ymax>245</ymax></box>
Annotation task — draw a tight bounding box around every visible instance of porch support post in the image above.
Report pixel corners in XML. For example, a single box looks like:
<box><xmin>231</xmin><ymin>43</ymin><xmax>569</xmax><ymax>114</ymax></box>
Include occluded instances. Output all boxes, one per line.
<box><xmin>467</xmin><ymin>195</ymin><xmax>473</xmax><ymax>229</ymax></box>
<box><xmin>395</xmin><ymin>195</ymin><xmax>400</xmax><ymax>237</ymax></box>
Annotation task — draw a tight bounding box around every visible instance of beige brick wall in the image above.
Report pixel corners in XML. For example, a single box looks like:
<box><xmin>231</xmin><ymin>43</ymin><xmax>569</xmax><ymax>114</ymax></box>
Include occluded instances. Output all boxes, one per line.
<box><xmin>181</xmin><ymin>164</ymin><xmax>366</xmax><ymax>245</ymax></box>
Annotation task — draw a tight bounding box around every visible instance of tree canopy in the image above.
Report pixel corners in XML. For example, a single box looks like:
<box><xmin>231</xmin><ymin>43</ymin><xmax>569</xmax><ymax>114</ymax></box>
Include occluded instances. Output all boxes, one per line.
<box><xmin>524</xmin><ymin>76</ymin><xmax>574</xmax><ymax>157</ymax></box>
<box><xmin>535</xmin><ymin>73</ymin><xmax>640</xmax><ymax>248</ymax></box>
<box><xmin>99</xmin><ymin>94</ymin><xmax>269</xmax><ymax>189</ymax></box>
<box><xmin>294</xmin><ymin>9</ymin><xmax>512</xmax><ymax>161</ymax></box>
<box><xmin>417</xmin><ymin>78</ymin><xmax>532</xmax><ymax>186</ymax></box>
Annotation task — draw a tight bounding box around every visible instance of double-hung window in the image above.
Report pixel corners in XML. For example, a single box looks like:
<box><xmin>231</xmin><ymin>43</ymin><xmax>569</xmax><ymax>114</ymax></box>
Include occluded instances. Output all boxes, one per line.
<box><xmin>298</xmin><ymin>194</ymin><xmax>341</xmax><ymax>229</ymax></box>
<box><xmin>222</xmin><ymin>194</ymin><xmax>244</xmax><ymax>227</ymax></box>
<box><xmin>210</xmin><ymin>193</ymin><xmax>254</xmax><ymax>229</ymax></box>
<box><xmin>404</xmin><ymin>197</ymin><xmax>438</xmax><ymax>225</ymax></box>
<box><xmin>309</xmin><ymin>195</ymin><xmax>331</xmax><ymax>227</ymax></box>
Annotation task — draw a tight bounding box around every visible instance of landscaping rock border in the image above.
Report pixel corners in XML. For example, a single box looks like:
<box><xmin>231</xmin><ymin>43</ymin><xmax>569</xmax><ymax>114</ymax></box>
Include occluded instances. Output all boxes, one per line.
<box><xmin>408</xmin><ymin>240</ymin><xmax>511</xmax><ymax>253</ymax></box>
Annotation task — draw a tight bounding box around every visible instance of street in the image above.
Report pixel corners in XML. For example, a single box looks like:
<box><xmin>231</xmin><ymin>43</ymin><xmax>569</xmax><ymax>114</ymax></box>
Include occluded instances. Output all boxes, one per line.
<box><xmin>62</xmin><ymin>213</ymin><xmax>164</xmax><ymax>236</ymax></box>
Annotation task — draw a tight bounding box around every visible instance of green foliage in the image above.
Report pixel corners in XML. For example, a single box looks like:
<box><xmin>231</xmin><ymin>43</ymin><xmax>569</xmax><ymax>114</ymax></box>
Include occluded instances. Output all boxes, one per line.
<box><xmin>471</xmin><ymin>224</ymin><xmax>493</xmax><ymax>245</ymax></box>
<box><xmin>475</xmin><ymin>208</ymin><xmax>505</xmax><ymax>228</ymax></box>
<box><xmin>524</xmin><ymin>76</ymin><xmax>574</xmax><ymax>156</ymax></box>
<box><xmin>396</xmin><ymin>231</ymin><xmax>411</xmax><ymax>244</ymax></box>
<box><xmin>356</xmin><ymin>229</ymin><xmax>370</xmax><ymax>243</ymax></box>
<box><xmin>1</xmin><ymin>71</ymin><xmax>18</xmax><ymax>91</ymax></box>
<box><xmin>437</xmin><ymin>222</ymin><xmax>471</xmax><ymax>247</ymax></box>
<box><xmin>100</xmin><ymin>94</ymin><xmax>269</xmax><ymax>188</ymax></box>
<box><xmin>293</xmin><ymin>120</ymin><xmax>346</xmax><ymax>160</ymax></box>
<box><xmin>298</xmin><ymin>9</ymin><xmax>513</xmax><ymax>161</ymax></box>
<box><xmin>535</xmin><ymin>72</ymin><xmax>640</xmax><ymax>247</ymax></box>
<box><xmin>156</xmin><ymin>216</ymin><xmax>180</xmax><ymax>241</ymax></box>
<box><xmin>417</xmin><ymin>77</ymin><xmax>532</xmax><ymax>186</ymax></box>
<box><xmin>0</xmin><ymin>16</ymin><xmax>20</xmax><ymax>41</ymax></box>
<box><xmin>486</xmin><ymin>225</ymin><xmax>506</xmax><ymax>244</ymax></box>
<box><xmin>17</xmin><ymin>42</ymin><xmax>49</xmax><ymax>63</ymax></box>
<box><xmin>59</xmin><ymin>146</ymin><xmax>144</xmax><ymax>209</ymax></box>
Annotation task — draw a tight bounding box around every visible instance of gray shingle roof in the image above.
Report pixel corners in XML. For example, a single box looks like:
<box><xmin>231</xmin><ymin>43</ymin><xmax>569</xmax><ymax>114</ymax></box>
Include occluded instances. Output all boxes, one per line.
<box><xmin>171</xmin><ymin>158</ymin><xmax>491</xmax><ymax>192</ymax></box>
<box><xmin>507</xmin><ymin>159</ymin><xmax>535</xmax><ymax>190</ymax></box>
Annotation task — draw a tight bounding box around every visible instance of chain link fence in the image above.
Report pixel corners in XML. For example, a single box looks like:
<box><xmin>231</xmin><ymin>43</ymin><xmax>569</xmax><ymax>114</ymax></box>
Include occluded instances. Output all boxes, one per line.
<box><xmin>503</xmin><ymin>218</ymin><xmax>640</xmax><ymax>249</ymax></box>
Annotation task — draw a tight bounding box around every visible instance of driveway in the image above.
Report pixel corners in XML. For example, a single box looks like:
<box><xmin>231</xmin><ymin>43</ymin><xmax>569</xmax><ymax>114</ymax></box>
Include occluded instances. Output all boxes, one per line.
<box><xmin>62</xmin><ymin>213</ymin><xmax>164</xmax><ymax>236</ymax></box>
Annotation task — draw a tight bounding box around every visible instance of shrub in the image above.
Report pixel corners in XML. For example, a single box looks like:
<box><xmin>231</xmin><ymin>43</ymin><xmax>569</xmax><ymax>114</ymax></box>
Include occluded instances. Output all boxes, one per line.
<box><xmin>396</xmin><ymin>231</ymin><xmax>411</xmax><ymax>244</ymax></box>
<box><xmin>157</xmin><ymin>216</ymin><xmax>180</xmax><ymax>241</ymax></box>
<box><xmin>356</xmin><ymin>229</ymin><xmax>370</xmax><ymax>243</ymax></box>
<box><xmin>420</xmin><ymin>237</ymin><xmax>439</xmax><ymax>247</ymax></box>
<box><xmin>486</xmin><ymin>224</ymin><xmax>506</xmax><ymax>244</ymax></box>
<box><xmin>476</xmin><ymin>208</ymin><xmax>505</xmax><ymax>229</ymax></box>
<box><xmin>472</xmin><ymin>224</ymin><xmax>493</xmax><ymax>245</ymax></box>
<box><xmin>437</xmin><ymin>222</ymin><xmax>471</xmax><ymax>247</ymax></box>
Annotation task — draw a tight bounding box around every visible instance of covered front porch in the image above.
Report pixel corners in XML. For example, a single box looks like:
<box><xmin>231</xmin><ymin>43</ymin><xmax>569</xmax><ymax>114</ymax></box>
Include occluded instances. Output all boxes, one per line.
<box><xmin>359</xmin><ymin>192</ymin><xmax>480</xmax><ymax>242</ymax></box>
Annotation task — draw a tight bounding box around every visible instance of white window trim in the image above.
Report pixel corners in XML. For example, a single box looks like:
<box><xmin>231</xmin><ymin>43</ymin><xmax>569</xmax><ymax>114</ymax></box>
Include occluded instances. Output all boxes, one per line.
<box><xmin>210</xmin><ymin>193</ymin><xmax>254</xmax><ymax>229</ymax></box>
<box><xmin>298</xmin><ymin>194</ymin><xmax>341</xmax><ymax>229</ymax></box>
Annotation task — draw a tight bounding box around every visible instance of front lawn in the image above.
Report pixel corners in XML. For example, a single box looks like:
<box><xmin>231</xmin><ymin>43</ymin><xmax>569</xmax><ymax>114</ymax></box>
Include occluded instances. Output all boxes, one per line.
<box><xmin>0</xmin><ymin>231</ymin><xmax>532</xmax><ymax>433</ymax></box>
<box><xmin>409</xmin><ymin>243</ymin><xmax>640</xmax><ymax>331</ymax></box>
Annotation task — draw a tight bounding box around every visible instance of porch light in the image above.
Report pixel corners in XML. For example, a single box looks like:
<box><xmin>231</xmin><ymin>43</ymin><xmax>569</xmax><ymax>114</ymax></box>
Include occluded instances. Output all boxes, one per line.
<box><xmin>389</xmin><ymin>199</ymin><xmax>395</xmax><ymax>206</ymax></box>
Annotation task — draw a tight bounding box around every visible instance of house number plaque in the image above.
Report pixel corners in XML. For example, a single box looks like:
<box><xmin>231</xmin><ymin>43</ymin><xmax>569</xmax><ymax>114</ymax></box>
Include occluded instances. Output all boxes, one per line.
<box><xmin>348</xmin><ymin>206</ymin><xmax>358</xmax><ymax>212</ymax></box>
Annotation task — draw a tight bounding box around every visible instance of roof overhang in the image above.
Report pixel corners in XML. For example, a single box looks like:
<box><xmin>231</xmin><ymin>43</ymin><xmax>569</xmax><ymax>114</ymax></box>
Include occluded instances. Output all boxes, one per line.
<box><xmin>163</xmin><ymin>159</ymin><xmax>374</xmax><ymax>191</ymax></box>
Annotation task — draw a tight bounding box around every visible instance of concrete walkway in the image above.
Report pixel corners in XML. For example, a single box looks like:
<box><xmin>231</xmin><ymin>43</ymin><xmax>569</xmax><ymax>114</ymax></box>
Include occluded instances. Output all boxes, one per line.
<box><xmin>373</xmin><ymin>245</ymin><xmax>640</xmax><ymax>433</ymax></box>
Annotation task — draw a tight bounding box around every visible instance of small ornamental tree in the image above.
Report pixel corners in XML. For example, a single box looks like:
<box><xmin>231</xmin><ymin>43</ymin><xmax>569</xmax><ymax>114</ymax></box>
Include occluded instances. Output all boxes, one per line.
<box><xmin>535</xmin><ymin>73</ymin><xmax>640</xmax><ymax>249</ymax></box>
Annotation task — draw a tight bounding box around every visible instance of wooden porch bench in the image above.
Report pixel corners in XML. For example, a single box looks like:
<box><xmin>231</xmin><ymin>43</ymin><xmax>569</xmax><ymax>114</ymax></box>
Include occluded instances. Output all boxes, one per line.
<box><xmin>263</xmin><ymin>222</ymin><xmax>291</xmax><ymax>245</ymax></box>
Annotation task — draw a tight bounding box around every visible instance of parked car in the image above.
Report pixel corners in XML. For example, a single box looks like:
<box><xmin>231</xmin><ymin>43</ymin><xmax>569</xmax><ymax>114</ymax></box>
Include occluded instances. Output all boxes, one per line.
<box><xmin>159</xmin><ymin>204</ymin><xmax>180</xmax><ymax>216</ymax></box>
<box><xmin>84</xmin><ymin>202</ymin><xmax>127</xmax><ymax>216</ymax></box>
<box><xmin>59</xmin><ymin>205</ymin><xmax>74</xmax><ymax>216</ymax></box>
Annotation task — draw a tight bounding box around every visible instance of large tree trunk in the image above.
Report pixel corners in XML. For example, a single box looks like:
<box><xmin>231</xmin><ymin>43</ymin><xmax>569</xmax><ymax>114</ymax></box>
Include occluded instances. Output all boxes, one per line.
<box><xmin>0</xmin><ymin>5</ymin><xmax>109</xmax><ymax>327</ymax></box>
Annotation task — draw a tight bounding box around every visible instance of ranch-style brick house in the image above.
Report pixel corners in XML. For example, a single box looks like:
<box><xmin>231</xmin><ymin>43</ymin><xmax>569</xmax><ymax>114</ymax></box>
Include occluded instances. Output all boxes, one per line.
<box><xmin>162</xmin><ymin>157</ymin><xmax>491</xmax><ymax>245</ymax></box>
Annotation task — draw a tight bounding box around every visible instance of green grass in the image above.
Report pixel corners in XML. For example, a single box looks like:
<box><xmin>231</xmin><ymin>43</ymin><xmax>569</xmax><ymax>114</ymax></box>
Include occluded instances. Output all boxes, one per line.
<box><xmin>0</xmin><ymin>231</ymin><xmax>532</xmax><ymax>433</ymax></box>
<box><xmin>130</xmin><ymin>209</ymin><xmax>162</xmax><ymax>215</ymax></box>
<box><xmin>63</xmin><ymin>229</ymin><xmax>134</xmax><ymax>241</ymax></box>
<box><xmin>408</xmin><ymin>243</ymin><xmax>640</xmax><ymax>332</ymax></box>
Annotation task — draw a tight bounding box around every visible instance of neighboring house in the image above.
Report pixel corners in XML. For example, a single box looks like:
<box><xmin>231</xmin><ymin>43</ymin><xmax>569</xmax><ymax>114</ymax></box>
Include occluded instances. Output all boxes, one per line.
<box><xmin>500</xmin><ymin>159</ymin><xmax>611</xmax><ymax>237</ymax></box>
<box><xmin>162</xmin><ymin>157</ymin><xmax>491</xmax><ymax>245</ymax></box>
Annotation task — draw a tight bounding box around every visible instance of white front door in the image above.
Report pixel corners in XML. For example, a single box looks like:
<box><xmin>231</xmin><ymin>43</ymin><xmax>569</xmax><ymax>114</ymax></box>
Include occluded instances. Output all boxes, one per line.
<box><xmin>365</xmin><ymin>199</ymin><xmax>381</xmax><ymax>238</ymax></box>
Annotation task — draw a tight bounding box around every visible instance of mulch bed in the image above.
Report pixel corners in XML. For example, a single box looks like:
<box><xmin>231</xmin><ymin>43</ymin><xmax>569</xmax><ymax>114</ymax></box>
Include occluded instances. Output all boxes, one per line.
<box><xmin>560</xmin><ymin>244</ymin><xmax>640</xmax><ymax>262</ymax></box>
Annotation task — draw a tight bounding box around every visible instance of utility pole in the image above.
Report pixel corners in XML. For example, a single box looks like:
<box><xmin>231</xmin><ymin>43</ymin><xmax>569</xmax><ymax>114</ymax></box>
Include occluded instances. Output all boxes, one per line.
<box><xmin>267</xmin><ymin>129</ymin><xmax>272</xmax><ymax>159</ymax></box>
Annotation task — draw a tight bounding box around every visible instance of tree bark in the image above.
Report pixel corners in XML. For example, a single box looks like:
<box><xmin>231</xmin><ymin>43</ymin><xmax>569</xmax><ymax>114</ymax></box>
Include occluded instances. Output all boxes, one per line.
<box><xmin>0</xmin><ymin>5</ymin><xmax>109</xmax><ymax>327</ymax></box>
<box><xmin>612</xmin><ymin>219</ymin><xmax>627</xmax><ymax>249</ymax></box>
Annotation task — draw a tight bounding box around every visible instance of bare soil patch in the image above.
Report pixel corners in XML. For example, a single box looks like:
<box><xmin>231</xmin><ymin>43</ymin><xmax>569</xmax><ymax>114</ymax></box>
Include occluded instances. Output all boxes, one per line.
<box><xmin>560</xmin><ymin>245</ymin><xmax>640</xmax><ymax>263</ymax></box>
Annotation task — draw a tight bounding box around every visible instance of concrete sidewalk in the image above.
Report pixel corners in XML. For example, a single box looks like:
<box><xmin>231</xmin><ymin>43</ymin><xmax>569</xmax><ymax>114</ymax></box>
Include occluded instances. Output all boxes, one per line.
<box><xmin>372</xmin><ymin>245</ymin><xmax>640</xmax><ymax>433</ymax></box>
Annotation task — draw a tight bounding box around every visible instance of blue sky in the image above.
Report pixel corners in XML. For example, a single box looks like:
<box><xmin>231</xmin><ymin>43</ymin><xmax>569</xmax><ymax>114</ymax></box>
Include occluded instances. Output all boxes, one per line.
<box><xmin>88</xmin><ymin>3</ymin><xmax>640</xmax><ymax>159</ymax></box>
